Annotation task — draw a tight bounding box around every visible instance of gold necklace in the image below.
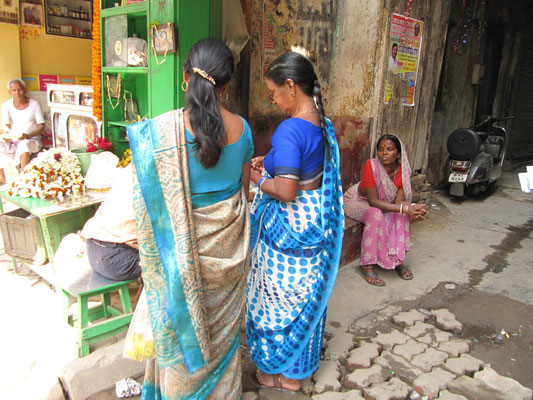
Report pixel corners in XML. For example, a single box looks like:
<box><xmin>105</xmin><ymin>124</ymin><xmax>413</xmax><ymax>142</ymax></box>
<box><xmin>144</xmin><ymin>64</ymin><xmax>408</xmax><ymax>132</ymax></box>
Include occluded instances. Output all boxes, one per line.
<box><xmin>292</xmin><ymin>109</ymin><xmax>317</xmax><ymax>119</ymax></box>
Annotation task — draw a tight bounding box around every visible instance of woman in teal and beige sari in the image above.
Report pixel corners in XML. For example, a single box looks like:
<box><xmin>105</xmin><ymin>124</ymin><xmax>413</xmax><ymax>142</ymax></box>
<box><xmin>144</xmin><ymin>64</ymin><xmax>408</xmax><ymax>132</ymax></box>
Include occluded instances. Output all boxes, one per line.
<box><xmin>127</xmin><ymin>39</ymin><xmax>253</xmax><ymax>399</ymax></box>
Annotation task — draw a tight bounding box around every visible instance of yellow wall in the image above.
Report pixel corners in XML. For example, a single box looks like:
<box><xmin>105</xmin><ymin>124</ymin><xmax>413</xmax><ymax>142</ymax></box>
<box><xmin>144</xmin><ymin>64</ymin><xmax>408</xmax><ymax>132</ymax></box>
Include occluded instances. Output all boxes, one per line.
<box><xmin>0</xmin><ymin>24</ymin><xmax>22</xmax><ymax>105</ymax></box>
<box><xmin>20</xmin><ymin>30</ymin><xmax>92</xmax><ymax>76</ymax></box>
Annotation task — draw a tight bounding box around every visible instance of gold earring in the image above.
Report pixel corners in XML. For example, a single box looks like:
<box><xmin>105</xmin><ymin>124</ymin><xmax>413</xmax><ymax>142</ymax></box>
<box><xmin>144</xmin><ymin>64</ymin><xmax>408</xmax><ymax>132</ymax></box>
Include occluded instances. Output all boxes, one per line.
<box><xmin>290</xmin><ymin>90</ymin><xmax>296</xmax><ymax>97</ymax></box>
<box><xmin>181</xmin><ymin>81</ymin><xmax>188</xmax><ymax>92</ymax></box>
<box><xmin>219</xmin><ymin>91</ymin><xmax>229</xmax><ymax>102</ymax></box>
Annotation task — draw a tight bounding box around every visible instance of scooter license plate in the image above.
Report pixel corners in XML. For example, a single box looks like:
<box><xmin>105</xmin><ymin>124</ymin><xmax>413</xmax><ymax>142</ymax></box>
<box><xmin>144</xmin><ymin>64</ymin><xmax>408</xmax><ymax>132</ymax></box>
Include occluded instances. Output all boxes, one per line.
<box><xmin>449</xmin><ymin>172</ymin><xmax>468</xmax><ymax>183</ymax></box>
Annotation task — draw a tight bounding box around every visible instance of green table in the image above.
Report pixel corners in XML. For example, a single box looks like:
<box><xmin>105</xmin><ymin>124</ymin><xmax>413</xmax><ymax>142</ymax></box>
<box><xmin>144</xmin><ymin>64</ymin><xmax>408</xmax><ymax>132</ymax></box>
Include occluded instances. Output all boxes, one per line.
<box><xmin>0</xmin><ymin>189</ymin><xmax>107</xmax><ymax>264</ymax></box>
<box><xmin>0</xmin><ymin>189</ymin><xmax>137</xmax><ymax>357</ymax></box>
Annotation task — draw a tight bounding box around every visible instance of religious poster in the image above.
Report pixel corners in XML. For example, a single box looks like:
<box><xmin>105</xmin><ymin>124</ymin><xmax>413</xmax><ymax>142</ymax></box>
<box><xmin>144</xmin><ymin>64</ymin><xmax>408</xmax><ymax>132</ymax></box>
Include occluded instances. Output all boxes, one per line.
<box><xmin>262</xmin><ymin>2</ymin><xmax>278</xmax><ymax>78</ymax></box>
<box><xmin>384</xmin><ymin>13</ymin><xmax>424</xmax><ymax>106</ymax></box>
<box><xmin>0</xmin><ymin>0</ymin><xmax>19</xmax><ymax>24</ymax></box>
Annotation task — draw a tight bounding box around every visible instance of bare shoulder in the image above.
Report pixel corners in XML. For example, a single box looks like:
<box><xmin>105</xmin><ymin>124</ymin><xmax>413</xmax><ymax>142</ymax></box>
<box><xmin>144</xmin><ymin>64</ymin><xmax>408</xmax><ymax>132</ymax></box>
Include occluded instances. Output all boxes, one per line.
<box><xmin>220</xmin><ymin>107</ymin><xmax>244</xmax><ymax>145</ymax></box>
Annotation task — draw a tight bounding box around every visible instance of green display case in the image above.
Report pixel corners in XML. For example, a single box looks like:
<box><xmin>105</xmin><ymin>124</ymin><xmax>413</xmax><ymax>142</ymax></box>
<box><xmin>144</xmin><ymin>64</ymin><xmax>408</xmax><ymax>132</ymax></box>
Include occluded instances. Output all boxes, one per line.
<box><xmin>99</xmin><ymin>0</ymin><xmax>221</xmax><ymax>157</ymax></box>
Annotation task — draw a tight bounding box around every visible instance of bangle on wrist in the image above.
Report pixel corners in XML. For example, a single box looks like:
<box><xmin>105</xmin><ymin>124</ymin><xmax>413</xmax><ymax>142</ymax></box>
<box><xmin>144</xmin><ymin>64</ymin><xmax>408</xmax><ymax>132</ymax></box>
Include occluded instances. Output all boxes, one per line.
<box><xmin>400</xmin><ymin>204</ymin><xmax>403</xmax><ymax>214</ymax></box>
<box><xmin>405</xmin><ymin>205</ymin><xmax>409</xmax><ymax>214</ymax></box>
<box><xmin>258</xmin><ymin>177</ymin><xmax>268</xmax><ymax>190</ymax></box>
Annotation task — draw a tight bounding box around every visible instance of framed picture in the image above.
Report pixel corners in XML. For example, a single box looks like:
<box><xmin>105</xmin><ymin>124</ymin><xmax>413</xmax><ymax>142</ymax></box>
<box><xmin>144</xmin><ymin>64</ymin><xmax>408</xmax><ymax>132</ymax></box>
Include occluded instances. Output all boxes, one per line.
<box><xmin>152</xmin><ymin>23</ymin><xmax>176</xmax><ymax>56</ymax></box>
<box><xmin>21</xmin><ymin>2</ymin><xmax>43</xmax><ymax>26</ymax></box>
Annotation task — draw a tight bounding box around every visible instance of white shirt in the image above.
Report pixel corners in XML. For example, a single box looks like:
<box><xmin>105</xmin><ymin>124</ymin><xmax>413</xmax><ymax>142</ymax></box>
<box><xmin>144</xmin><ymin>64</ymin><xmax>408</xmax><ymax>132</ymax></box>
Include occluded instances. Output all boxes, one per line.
<box><xmin>81</xmin><ymin>165</ymin><xmax>137</xmax><ymax>243</ymax></box>
<box><xmin>388</xmin><ymin>56</ymin><xmax>399</xmax><ymax>72</ymax></box>
<box><xmin>1</xmin><ymin>98</ymin><xmax>44</xmax><ymax>137</ymax></box>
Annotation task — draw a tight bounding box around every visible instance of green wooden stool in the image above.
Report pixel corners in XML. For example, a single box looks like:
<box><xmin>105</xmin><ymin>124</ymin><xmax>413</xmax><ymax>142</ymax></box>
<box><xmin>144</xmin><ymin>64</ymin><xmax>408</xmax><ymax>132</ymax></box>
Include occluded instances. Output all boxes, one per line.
<box><xmin>57</xmin><ymin>263</ymin><xmax>136</xmax><ymax>357</ymax></box>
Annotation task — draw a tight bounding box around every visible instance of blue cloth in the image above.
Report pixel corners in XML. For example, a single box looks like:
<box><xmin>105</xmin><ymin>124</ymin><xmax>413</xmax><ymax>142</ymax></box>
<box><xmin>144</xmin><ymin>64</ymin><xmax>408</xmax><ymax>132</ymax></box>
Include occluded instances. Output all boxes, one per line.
<box><xmin>186</xmin><ymin>116</ymin><xmax>254</xmax><ymax>208</ymax></box>
<box><xmin>246</xmin><ymin>117</ymin><xmax>344</xmax><ymax>378</ymax></box>
<box><xmin>263</xmin><ymin>118</ymin><xmax>325</xmax><ymax>183</ymax></box>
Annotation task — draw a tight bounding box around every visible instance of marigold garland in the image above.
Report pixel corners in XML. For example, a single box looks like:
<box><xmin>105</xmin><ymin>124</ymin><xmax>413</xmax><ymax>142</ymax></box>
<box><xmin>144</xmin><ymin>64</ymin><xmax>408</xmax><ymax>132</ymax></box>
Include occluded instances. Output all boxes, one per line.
<box><xmin>91</xmin><ymin>0</ymin><xmax>102</xmax><ymax>121</ymax></box>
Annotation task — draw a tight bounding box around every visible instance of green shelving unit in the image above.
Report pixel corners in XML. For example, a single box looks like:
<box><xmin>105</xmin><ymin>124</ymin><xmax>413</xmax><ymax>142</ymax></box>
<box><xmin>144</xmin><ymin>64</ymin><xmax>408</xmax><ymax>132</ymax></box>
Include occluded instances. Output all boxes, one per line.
<box><xmin>99</xmin><ymin>0</ymin><xmax>221</xmax><ymax>157</ymax></box>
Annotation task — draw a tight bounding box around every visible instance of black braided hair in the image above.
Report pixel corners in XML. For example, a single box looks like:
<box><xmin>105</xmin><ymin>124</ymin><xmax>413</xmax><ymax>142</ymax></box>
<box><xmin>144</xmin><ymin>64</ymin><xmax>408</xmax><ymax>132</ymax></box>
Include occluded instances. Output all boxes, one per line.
<box><xmin>183</xmin><ymin>38</ymin><xmax>234</xmax><ymax>168</ymax></box>
<box><xmin>265</xmin><ymin>52</ymin><xmax>331</xmax><ymax>161</ymax></box>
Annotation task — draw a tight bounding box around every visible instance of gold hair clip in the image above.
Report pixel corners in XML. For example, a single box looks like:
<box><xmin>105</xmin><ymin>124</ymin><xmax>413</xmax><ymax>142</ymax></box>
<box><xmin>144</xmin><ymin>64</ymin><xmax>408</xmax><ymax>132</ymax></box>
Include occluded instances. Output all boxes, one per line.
<box><xmin>192</xmin><ymin>67</ymin><xmax>216</xmax><ymax>86</ymax></box>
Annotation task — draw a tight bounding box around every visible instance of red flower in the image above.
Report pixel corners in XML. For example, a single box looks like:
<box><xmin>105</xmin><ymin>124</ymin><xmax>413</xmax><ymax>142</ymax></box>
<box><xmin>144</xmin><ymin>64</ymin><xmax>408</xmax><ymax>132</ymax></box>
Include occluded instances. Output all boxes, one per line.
<box><xmin>86</xmin><ymin>137</ymin><xmax>112</xmax><ymax>152</ymax></box>
<box><xmin>54</xmin><ymin>153</ymin><xmax>62</xmax><ymax>161</ymax></box>
<box><xmin>86</xmin><ymin>143</ymin><xmax>99</xmax><ymax>152</ymax></box>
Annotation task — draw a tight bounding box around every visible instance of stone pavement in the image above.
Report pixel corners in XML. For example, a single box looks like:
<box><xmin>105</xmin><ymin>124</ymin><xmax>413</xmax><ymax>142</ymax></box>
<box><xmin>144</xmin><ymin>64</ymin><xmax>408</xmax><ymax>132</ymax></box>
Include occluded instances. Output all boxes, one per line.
<box><xmin>1</xmin><ymin>169</ymin><xmax>532</xmax><ymax>399</ymax></box>
<box><xmin>243</xmin><ymin>309</ymin><xmax>532</xmax><ymax>400</ymax></box>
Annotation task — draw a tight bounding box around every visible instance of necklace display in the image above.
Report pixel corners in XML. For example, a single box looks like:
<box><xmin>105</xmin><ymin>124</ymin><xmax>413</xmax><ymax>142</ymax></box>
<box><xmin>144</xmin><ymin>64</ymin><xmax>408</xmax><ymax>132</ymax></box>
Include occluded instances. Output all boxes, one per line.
<box><xmin>292</xmin><ymin>109</ymin><xmax>317</xmax><ymax>119</ymax></box>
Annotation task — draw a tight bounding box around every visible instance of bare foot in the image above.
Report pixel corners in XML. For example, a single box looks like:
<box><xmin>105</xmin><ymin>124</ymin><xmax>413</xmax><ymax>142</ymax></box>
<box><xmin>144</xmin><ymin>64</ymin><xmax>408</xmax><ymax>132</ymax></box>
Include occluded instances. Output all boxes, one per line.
<box><xmin>256</xmin><ymin>370</ymin><xmax>301</xmax><ymax>391</ymax></box>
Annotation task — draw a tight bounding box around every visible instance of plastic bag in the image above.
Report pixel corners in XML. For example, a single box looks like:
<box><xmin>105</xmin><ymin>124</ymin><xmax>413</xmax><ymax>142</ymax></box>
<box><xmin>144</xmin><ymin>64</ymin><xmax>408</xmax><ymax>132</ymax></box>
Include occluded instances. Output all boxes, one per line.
<box><xmin>123</xmin><ymin>289</ymin><xmax>155</xmax><ymax>361</ymax></box>
<box><xmin>222</xmin><ymin>0</ymin><xmax>250</xmax><ymax>64</ymax></box>
<box><xmin>116</xmin><ymin>378</ymin><xmax>142</xmax><ymax>398</ymax></box>
<box><xmin>84</xmin><ymin>151</ymin><xmax>119</xmax><ymax>190</ymax></box>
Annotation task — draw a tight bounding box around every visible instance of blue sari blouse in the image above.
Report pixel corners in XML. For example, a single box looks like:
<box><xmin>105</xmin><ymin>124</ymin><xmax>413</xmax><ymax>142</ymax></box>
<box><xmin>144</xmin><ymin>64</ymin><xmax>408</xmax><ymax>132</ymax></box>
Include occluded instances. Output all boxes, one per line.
<box><xmin>263</xmin><ymin>118</ymin><xmax>325</xmax><ymax>184</ymax></box>
<box><xmin>186</xmin><ymin>116</ymin><xmax>254</xmax><ymax>208</ymax></box>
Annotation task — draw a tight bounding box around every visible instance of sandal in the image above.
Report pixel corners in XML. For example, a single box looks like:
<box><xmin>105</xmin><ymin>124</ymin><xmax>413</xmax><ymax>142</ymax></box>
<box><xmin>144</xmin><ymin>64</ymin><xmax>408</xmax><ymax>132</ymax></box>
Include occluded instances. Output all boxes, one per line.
<box><xmin>396</xmin><ymin>264</ymin><xmax>413</xmax><ymax>280</ymax></box>
<box><xmin>358</xmin><ymin>265</ymin><xmax>386</xmax><ymax>286</ymax></box>
<box><xmin>251</xmin><ymin>371</ymin><xmax>300</xmax><ymax>392</ymax></box>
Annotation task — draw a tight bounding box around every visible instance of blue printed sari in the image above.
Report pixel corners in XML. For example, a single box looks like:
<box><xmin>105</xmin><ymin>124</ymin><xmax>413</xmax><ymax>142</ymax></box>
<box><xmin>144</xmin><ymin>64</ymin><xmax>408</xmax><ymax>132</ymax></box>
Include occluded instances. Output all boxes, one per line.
<box><xmin>128</xmin><ymin>109</ymin><xmax>250</xmax><ymax>399</ymax></box>
<box><xmin>246</xmin><ymin>118</ymin><xmax>344</xmax><ymax>378</ymax></box>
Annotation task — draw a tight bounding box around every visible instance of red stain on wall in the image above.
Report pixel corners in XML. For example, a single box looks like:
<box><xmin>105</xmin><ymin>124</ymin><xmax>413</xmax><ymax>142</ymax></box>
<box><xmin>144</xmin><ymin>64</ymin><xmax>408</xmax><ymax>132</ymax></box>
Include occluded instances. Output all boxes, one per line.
<box><xmin>332</xmin><ymin>117</ymin><xmax>371</xmax><ymax>191</ymax></box>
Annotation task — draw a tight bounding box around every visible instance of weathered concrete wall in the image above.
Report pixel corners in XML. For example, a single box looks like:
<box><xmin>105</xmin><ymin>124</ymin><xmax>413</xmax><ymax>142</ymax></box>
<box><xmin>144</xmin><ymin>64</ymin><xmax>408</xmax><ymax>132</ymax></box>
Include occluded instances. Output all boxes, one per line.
<box><xmin>245</xmin><ymin>0</ymin><xmax>452</xmax><ymax>189</ymax></box>
<box><xmin>374</xmin><ymin>0</ymin><xmax>452</xmax><ymax>173</ymax></box>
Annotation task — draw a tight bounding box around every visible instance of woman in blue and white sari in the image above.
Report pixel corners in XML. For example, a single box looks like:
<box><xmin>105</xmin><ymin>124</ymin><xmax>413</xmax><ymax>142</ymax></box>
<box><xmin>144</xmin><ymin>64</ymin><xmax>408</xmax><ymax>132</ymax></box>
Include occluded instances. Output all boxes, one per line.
<box><xmin>247</xmin><ymin>51</ymin><xmax>344</xmax><ymax>392</ymax></box>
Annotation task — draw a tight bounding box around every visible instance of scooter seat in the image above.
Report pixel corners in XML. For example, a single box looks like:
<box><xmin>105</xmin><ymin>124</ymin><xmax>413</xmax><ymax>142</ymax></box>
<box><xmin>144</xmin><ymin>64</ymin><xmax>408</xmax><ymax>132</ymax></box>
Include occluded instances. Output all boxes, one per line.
<box><xmin>447</xmin><ymin>128</ymin><xmax>482</xmax><ymax>161</ymax></box>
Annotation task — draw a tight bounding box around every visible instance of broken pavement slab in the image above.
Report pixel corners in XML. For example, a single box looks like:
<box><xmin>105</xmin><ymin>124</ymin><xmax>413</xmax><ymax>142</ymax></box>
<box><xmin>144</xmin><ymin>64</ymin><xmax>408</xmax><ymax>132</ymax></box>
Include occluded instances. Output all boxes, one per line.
<box><xmin>312</xmin><ymin>390</ymin><xmax>365</xmax><ymax>400</ymax></box>
<box><xmin>60</xmin><ymin>339</ymin><xmax>145</xmax><ymax>400</ymax></box>
<box><xmin>391</xmin><ymin>339</ymin><xmax>428</xmax><ymax>360</ymax></box>
<box><xmin>474</xmin><ymin>367</ymin><xmax>532</xmax><ymax>400</ymax></box>
<box><xmin>312</xmin><ymin>360</ymin><xmax>342</xmax><ymax>394</ymax></box>
<box><xmin>431</xmin><ymin>309</ymin><xmax>463</xmax><ymax>334</ymax></box>
<box><xmin>392</xmin><ymin>309</ymin><xmax>429</xmax><ymax>327</ymax></box>
<box><xmin>412</xmin><ymin>367</ymin><xmax>457</xmax><ymax>398</ymax></box>
<box><xmin>371</xmin><ymin>329</ymin><xmax>410</xmax><ymax>350</ymax></box>
<box><xmin>442</xmin><ymin>353</ymin><xmax>485</xmax><ymax>376</ymax></box>
<box><xmin>345</xmin><ymin>342</ymin><xmax>381</xmax><ymax>371</ymax></box>
<box><xmin>362</xmin><ymin>377</ymin><xmax>411</xmax><ymax>400</ymax></box>
<box><xmin>343</xmin><ymin>364</ymin><xmax>392</xmax><ymax>390</ymax></box>
<box><xmin>324</xmin><ymin>332</ymin><xmax>355</xmax><ymax>363</ymax></box>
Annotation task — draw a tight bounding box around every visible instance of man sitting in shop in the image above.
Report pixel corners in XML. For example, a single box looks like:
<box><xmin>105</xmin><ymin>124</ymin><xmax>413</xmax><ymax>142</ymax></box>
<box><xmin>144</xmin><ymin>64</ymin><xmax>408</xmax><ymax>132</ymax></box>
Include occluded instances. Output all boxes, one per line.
<box><xmin>0</xmin><ymin>79</ymin><xmax>44</xmax><ymax>185</ymax></box>
<box><xmin>81</xmin><ymin>164</ymin><xmax>142</xmax><ymax>281</ymax></box>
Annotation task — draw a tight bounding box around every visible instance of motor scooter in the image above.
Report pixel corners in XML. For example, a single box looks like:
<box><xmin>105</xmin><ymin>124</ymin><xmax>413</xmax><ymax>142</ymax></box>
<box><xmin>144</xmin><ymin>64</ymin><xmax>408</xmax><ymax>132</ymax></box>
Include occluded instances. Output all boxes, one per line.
<box><xmin>445</xmin><ymin>115</ymin><xmax>512</xmax><ymax>200</ymax></box>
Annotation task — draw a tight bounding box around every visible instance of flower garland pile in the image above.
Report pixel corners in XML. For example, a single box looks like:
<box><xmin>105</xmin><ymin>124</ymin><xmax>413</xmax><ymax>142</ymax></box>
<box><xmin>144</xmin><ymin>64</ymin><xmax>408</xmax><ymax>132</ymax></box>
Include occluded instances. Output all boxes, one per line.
<box><xmin>91</xmin><ymin>0</ymin><xmax>102</xmax><ymax>121</ymax></box>
<box><xmin>7</xmin><ymin>148</ymin><xmax>86</xmax><ymax>199</ymax></box>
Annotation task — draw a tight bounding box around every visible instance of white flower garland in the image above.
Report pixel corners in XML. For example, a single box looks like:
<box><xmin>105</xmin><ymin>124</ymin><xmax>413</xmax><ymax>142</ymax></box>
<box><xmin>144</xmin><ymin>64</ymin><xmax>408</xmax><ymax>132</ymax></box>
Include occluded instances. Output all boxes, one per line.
<box><xmin>8</xmin><ymin>148</ymin><xmax>86</xmax><ymax>199</ymax></box>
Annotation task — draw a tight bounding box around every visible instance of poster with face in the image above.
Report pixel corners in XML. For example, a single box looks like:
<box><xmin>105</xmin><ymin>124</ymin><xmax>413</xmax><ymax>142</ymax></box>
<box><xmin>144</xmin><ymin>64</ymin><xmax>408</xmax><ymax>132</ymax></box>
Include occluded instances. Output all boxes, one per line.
<box><xmin>0</xmin><ymin>0</ymin><xmax>19</xmax><ymax>24</ymax></box>
<box><xmin>385</xmin><ymin>13</ymin><xmax>424</xmax><ymax>106</ymax></box>
<box><xmin>21</xmin><ymin>2</ymin><xmax>43</xmax><ymax>26</ymax></box>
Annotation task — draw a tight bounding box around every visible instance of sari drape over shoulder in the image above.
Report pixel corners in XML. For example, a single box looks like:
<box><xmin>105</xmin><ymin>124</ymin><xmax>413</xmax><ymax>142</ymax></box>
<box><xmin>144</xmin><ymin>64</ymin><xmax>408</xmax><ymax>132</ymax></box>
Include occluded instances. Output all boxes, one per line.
<box><xmin>128</xmin><ymin>109</ymin><xmax>250</xmax><ymax>399</ymax></box>
<box><xmin>344</xmin><ymin>138</ymin><xmax>412</xmax><ymax>269</ymax></box>
<box><xmin>246</xmin><ymin>118</ymin><xmax>344</xmax><ymax>378</ymax></box>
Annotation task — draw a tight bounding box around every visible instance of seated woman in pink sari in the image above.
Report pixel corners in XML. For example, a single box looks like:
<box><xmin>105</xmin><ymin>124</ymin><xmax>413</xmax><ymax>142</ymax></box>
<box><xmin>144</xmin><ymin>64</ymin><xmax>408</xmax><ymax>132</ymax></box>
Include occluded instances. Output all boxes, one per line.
<box><xmin>344</xmin><ymin>134</ymin><xmax>427</xmax><ymax>286</ymax></box>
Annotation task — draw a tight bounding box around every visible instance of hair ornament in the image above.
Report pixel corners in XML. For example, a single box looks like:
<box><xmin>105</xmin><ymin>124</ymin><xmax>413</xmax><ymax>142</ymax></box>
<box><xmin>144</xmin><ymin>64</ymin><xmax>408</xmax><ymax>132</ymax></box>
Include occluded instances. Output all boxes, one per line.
<box><xmin>192</xmin><ymin>67</ymin><xmax>216</xmax><ymax>86</ymax></box>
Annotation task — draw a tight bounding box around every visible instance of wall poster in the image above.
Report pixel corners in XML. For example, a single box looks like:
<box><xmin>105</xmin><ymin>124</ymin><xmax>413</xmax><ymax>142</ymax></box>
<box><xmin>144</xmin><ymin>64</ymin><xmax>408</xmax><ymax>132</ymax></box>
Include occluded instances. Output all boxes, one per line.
<box><xmin>384</xmin><ymin>13</ymin><xmax>424</xmax><ymax>106</ymax></box>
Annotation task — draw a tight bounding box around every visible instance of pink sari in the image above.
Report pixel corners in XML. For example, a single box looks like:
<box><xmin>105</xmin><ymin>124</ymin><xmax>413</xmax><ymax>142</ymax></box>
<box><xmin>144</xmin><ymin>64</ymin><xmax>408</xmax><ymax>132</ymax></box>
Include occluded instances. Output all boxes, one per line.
<box><xmin>344</xmin><ymin>141</ymin><xmax>412</xmax><ymax>269</ymax></box>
